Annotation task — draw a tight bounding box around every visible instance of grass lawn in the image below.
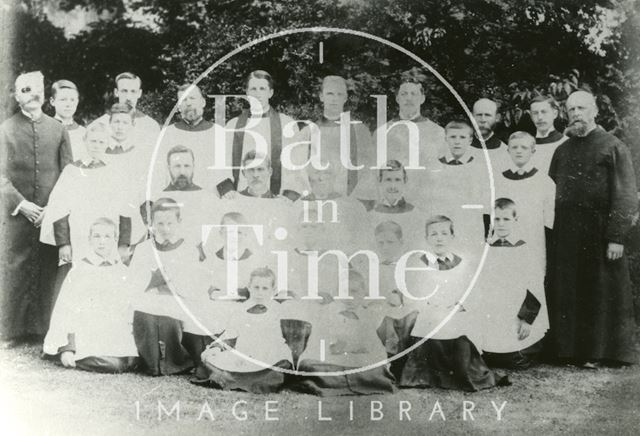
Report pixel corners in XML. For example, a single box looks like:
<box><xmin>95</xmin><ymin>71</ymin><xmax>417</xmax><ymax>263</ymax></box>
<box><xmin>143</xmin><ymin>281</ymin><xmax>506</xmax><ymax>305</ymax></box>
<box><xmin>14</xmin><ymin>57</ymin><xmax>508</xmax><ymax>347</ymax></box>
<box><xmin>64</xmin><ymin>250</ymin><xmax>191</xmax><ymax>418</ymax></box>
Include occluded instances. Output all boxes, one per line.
<box><xmin>1</xmin><ymin>339</ymin><xmax>640</xmax><ymax>436</ymax></box>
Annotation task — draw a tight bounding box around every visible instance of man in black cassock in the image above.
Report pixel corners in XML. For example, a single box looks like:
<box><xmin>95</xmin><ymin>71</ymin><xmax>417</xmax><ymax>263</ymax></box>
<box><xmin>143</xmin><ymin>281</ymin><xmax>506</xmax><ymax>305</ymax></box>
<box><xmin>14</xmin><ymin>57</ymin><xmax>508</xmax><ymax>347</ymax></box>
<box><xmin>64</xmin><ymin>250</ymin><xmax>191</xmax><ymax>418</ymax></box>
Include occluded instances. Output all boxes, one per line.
<box><xmin>548</xmin><ymin>90</ymin><xmax>638</xmax><ymax>367</ymax></box>
<box><xmin>0</xmin><ymin>71</ymin><xmax>72</xmax><ymax>342</ymax></box>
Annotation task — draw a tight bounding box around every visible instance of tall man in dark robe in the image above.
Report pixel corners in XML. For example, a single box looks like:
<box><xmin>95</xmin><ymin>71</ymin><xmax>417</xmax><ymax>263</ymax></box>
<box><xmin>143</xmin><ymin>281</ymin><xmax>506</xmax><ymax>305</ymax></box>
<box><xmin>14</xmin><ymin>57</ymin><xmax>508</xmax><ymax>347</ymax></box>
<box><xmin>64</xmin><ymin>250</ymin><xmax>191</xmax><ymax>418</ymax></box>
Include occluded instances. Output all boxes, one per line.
<box><xmin>0</xmin><ymin>71</ymin><xmax>72</xmax><ymax>342</ymax></box>
<box><xmin>548</xmin><ymin>90</ymin><xmax>638</xmax><ymax>367</ymax></box>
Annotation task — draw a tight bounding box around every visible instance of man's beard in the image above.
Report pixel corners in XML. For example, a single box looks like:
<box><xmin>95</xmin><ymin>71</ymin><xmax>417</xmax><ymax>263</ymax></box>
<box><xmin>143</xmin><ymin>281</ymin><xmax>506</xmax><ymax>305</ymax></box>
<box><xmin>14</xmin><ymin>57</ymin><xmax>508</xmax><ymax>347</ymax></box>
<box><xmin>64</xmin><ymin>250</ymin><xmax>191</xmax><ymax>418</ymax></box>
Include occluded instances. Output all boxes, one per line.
<box><xmin>173</xmin><ymin>175</ymin><xmax>192</xmax><ymax>188</ymax></box>
<box><xmin>566</xmin><ymin>120</ymin><xmax>588</xmax><ymax>137</ymax></box>
<box><xmin>182</xmin><ymin>108</ymin><xmax>201</xmax><ymax>122</ymax></box>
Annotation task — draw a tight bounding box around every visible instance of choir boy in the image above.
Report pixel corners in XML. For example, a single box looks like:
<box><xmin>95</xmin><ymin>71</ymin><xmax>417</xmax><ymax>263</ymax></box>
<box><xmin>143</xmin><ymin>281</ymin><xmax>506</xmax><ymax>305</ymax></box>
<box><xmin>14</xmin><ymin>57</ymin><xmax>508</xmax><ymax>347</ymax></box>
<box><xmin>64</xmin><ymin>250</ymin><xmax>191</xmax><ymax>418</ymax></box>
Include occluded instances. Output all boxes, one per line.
<box><xmin>529</xmin><ymin>95</ymin><xmax>567</xmax><ymax>173</ymax></box>
<box><xmin>50</xmin><ymin>80</ymin><xmax>86</xmax><ymax>160</ymax></box>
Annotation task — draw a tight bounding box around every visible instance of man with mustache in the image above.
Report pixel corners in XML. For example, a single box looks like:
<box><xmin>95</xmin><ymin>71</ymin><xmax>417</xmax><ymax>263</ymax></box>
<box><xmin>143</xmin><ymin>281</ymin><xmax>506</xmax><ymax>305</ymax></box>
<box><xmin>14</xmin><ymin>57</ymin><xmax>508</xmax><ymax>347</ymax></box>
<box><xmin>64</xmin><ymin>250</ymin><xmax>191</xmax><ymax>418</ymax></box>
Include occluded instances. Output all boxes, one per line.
<box><xmin>91</xmin><ymin>72</ymin><xmax>160</xmax><ymax>147</ymax></box>
<box><xmin>360</xmin><ymin>160</ymin><xmax>415</xmax><ymax>214</ymax></box>
<box><xmin>548</xmin><ymin>90</ymin><xmax>638</xmax><ymax>368</ymax></box>
<box><xmin>0</xmin><ymin>71</ymin><xmax>73</xmax><ymax>343</ymax></box>
<box><xmin>239</xmin><ymin>150</ymin><xmax>275</xmax><ymax>198</ymax></box>
<box><xmin>153</xmin><ymin>84</ymin><xmax>231</xmax><ymax>196</ymax></box>
<box><xmin>165</xmin><ymin>145</ymin><xmax>200</xmax><ymax>192</ymax></box>
<box><xmin>470</xmin><ymin>98</ymin><xmax>510</xmax><ymax>173</ymax></box>
<box><xmin>529</xmin><ymin>95</ymin><xmax>567</xmax><ymax>174</ymax></box>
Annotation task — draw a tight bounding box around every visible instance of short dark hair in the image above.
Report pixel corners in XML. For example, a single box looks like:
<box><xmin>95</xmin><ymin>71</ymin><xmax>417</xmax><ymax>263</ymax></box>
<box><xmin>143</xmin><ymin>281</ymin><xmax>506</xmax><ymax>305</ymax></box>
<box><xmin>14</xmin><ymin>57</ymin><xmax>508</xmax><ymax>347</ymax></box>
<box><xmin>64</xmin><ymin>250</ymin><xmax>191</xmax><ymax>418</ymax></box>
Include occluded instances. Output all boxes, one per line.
<box><xmin>51</xmin><ymin>80</ymin><xmax>79</xmax><ymax>99</ymax></box>
<box><xmin>529</xmin><ymin>94</ymin><xmax>559</xmax><ymax>112</ymax></box>
<box><xmin>166</xmin><ymin>145</ymin><xmax>194</xmax><ymax>165</ymax></box>
<box><xmin>109</xmin><ymin>102</ymin><xmax>134</xmax><ymax>121</ymax></box>
<box><xmin>249</xmin><ymin>267</ymin><xmax>276</xmax><ymax>288</ymax></box>
<box><xmin>425</xmin><ymin>215</ymin><xmax>454</xmax><ymax>236</ymax></box>
<box><xmin>151</xmin><ymin>197</ymin><xmax>181</xmax><ymax>221</ymax></box>
<box><xmin>245</xmin><ymin>70</ymin><xmax>274</xmax><ymax>90</ymax></box>
<box><xmin>495</xmin><ymin>197</ymin><xmax>517</xmax><ymax>217</ymax></box>
<box><xmin>445</xmin><ymin>119</ymin><xmax>473</xmax><ymax>135</ymax></box>
<box><xmin>378</xmin><ymin>159</ymin><xmax>407</xmax><ymax>183</ymax></box>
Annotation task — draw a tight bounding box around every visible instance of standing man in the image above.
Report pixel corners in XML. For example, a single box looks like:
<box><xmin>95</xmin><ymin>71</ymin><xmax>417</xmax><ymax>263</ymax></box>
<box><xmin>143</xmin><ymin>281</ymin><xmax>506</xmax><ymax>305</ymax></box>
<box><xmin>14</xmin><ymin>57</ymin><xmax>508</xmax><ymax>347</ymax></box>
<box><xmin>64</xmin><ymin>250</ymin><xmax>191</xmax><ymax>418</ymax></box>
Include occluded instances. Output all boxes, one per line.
<box><xmin>0</xmin><ymin>71</ymin><xmax>72</xmax><ymax>342</ymax></box>
<box><xmin>91</xmin><ymin>72</ymin><xmax>160</xmax><ymax>147</ymax></box>
<box><xmin>529</xmin><ymin>95</ymin><xmax>567</xmax><ymax>173</ymax></box>
<box><xmin>153</xmin><ymin>84</ymin><xmax>231</xmax><ymax>196</ymax></box>
<box><xmin>225</xmin><ymin>70</ymin><xmax>298</xmax><ymax>197</ymax></box>
<box><xmin>548</xmin><ymin>90</ymin><xmax>638</xmax><ymax>367</ymax></box>
<box><xmin>471</xmin><ymin>98</ymin><xmax>509</xmax><ymax>172</ymax></box>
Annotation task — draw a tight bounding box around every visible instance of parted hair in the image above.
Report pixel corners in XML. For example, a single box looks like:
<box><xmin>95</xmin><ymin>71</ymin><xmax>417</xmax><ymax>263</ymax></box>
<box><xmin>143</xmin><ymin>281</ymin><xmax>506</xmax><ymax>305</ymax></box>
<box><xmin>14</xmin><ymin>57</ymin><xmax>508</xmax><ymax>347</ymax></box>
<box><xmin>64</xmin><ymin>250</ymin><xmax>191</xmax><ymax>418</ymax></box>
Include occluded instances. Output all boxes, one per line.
<box><xmin>151</xmin><ymin>197</ymin><xmax>181</xmax><ymax>220</ymax></box>
<box><xmin>51</xmin><ymin>79</ymin><xmax>79</xmax><ymax>99</ymax></box>
<box><xmin>425</xmin><ymin>215</ymin><xmax>455</xmax><ymax>236</ymax></box>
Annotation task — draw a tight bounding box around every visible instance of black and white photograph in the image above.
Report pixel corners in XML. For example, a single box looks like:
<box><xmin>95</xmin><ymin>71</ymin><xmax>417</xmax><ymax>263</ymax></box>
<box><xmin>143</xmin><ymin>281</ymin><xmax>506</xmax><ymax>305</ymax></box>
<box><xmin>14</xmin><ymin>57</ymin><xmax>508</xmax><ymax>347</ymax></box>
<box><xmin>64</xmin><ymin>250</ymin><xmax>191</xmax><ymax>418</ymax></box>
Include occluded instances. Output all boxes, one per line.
<box><xmin>1</xmin><ymin>0</ymin><xmax>639</xmax><ymax>434</ymax></box>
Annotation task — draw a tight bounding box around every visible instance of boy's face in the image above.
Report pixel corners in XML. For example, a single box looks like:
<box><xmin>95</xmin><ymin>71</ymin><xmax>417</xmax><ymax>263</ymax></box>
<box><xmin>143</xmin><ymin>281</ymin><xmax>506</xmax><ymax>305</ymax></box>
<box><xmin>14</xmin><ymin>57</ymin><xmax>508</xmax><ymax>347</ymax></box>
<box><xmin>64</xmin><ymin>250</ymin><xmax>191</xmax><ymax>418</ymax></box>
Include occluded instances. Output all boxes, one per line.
<box><xmin>494</xmin><ymin>207</ymin><xmax>517</xmax><ymax>238</ymax></box>
<box><xmin>320</xmin><ymin>81</ymin><xmax>347</xmax><ymax>118</ymax></box>
<box><xmin>426</xmin><ymin>221</ymin><xmax>454</xmax><ymax>256</ymax></box>
<box><xmin>248</xmin><ymin>276</ymin><xmax>275</xmax><ymax>301</ymax></box>
<box><xmin>379</xmin><ymin>170</ymin><xmax>406</xmax><ymax>204</ymax></box>
<box><xmin>220</xmin><ymin>218</ymin><xmax>249</xmax><ymax>252</ymax></box>
<box><xmin>50</xmin><ymin>88</ymin><xmax>79</xmax><ymax>119</ymax></box>
<box><xmin>396</xmin><ymin>83</ymin><xmax>425</xmax><ymax>117</ymax></box>
<box><xmin>115</xmin><ymin>78</ymin><xmax>142</xmax><ymax>109</ymax></box>
<box><xmin>307</xmin><ymin>168</ymin><xmax>335</xmax><ymax>199</ymax></box>
<box><xmin>375</xmin><ymin>230</ymin><xmax>403</xmax><ymax>263</ymax></box>
<box><xmin>242</xmin><ymin>159</ymin><xmax>272</xmax><ymax>195</ymax></box>
<box><xmin>168</xmin><ymin>152</ymin><xmax>195</xmax><ymax>188</ymax></box>
<box><xmin>445</xmin><ymin>127</ymin><xmax>472</xmax><ymax>159</ymax></box>
<box><xmin>246</xmin><ymin>78</ymin><xmax>273</xmax><ymax>112</ymax></box>
<box><xmin>152</xmin><ymin>210</ymin><xmax>181</xmax><ymax>242</ymax></box>
<box><xmin>530</xmin><ymin>101</ymin><xmax>557</xmax><ymax>133</ymax></box>
<box><xmin>84</xmin><ymin>130</ymin><xmax>109</xmax><ymax>159</ymax></box>
<box><xmin>299</xmin><ymin>220</ymin><xmax>324</xmax><ymax>250</ymax></box>
<box><xmin>110</xmin><ymin>113</ymin><xmax>133</xmax><ymax>142</ymax></box>
<box><xmin>89</xmin><ymin>224</ymin><xmax>116</xmax><ymax>258</ymax></box>
<box><xmin>508</xmin><ymin>138</ymin><xmax>535</xmax><ymax>168</ymax></box>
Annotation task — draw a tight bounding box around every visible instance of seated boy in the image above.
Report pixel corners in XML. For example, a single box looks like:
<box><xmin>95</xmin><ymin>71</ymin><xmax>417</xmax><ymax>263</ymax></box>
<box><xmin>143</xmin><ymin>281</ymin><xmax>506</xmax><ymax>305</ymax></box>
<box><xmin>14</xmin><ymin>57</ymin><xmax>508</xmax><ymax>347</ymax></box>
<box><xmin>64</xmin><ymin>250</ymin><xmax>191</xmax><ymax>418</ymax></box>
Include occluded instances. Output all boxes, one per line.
<box><xmin>50</xmin><ymin>79</ymin><xmax>86</xmax><ymax>161</ymax></box>
<box><xmin>194</xmin><ymin>267</ymin><xmax>296</xmax><ymax>393</ymax></box>
<box><xmin>289</xmin><ymin>270</ymin><xmax>396</xmax><ymax>396</ymax></box>
<box><xmin>128</xmin><ymin>198</ymin><xmax>207</xmax><ymax>376</ymax></box>
<box><xmin>43</xmin><ymin>217</ymin><xmax>139</xmax><ymax>373</ymax></box>
<box><xmin>399</xmin><ymin>215</ymin><xmax>503</xmax><ymax>391</ymax></box>
<box><xmin>473</xmin><ymin>198</ymin><xmax>549</xmax><ymax>369</ymax></box>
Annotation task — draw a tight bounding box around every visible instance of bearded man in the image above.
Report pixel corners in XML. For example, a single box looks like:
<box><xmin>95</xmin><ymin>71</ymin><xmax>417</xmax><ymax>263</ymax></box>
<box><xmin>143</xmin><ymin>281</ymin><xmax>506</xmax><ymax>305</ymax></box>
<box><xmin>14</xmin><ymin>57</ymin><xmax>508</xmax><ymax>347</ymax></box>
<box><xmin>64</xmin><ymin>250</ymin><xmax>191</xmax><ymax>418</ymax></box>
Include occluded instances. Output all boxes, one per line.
<box><xmin>548</xmin><ymin>90</ymin><xmax>638</xmax><ymax>367</ymax></box>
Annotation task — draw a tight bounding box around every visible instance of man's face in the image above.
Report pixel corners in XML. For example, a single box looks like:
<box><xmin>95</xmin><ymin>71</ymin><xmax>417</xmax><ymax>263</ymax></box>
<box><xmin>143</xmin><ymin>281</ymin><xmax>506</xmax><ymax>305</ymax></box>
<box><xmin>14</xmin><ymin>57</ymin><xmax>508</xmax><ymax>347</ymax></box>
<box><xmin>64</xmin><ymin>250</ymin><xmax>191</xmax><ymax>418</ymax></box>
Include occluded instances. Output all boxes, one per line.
<box><xmin>243</xmin><ymin>159</ymin><xmax>272</xmax><ymax>195</ymax></box>
<box><xmin>246</xmin><ymin>77</ymin><xmax>273</xmax><ymax>112</ymax></box>
<box><xmin>319</xmin><ymin>80</ymin><xmax>347</xmax><ymax>118</ymax></box>
<box><xmin>530</xmin><ymin>101</ymin><xmax>557</xmax><ymax>134</ymax></box>
<box><xmin>15</xmin><ymin>75</ymin><xmax>45</xmax><ymax>113</ymax></box>
<box><xmin>110</xmin><ymin>113</ymin><xmax>133</xmax><ymax>141</ymax></box>
<box><xmin>178</xmin><ymin>88</ymin><xmax>205</xmax><ymax>122</ymax></box>
<box><xmin>375</xmin><ymin>230</ymin><xmax>403</xmax><ymax>263</ymax></box>
<box><xmin>379</xmin><ymin>170</ymin><xmax>406</xmax><ymax>205</ymax></box>
<box><xmin>508</xmin><ymin>138</ymin><xmax>535</xmax><ymax>168</ymax></box>
<box><xmin>308</xmin><ymin>168</ymin><xmax>336</xmax><ymax>199</ymax></box>
<box><xmin>89</xmin><ymin>224</ymin><xmax>116</xmax><ymax>258</ymax></box>
<box><xmin>566</xmin><ymin>93</ymin><xmax>597</xmax><ymax>137</ymax></box>
<box><xmin>50</xmin><ymin>88</ymin><xmax>79</xmax><ymax>119</ymax></box>
<box><xmin>426</xmin><ymin>221</ymin><xmax>453</xmax><ymax>257</ymax></box>
<box><xmin>168</xmin><ymin>152</ymin><xmax>195</xmax><ymax>188</ymax></box>
<box><xmin>473</xmin><ymin>100</ymin><xmax>498</xmax><ymax>136</ymax></box>
<box><xmin>114</xmin><ymin>78</ymin><xmax>142</xmax><ymax>109</ymax></box>
<box><xmin>494</xmin><ymin>208</ymin><xmax>516</xmax><ymax>239</ymax></box>
<box><xmin>152</xmin><ymin>210</ymin><xmax>180</xmax><ymax>242</ymax></box>
<box><xmin>84</xmin><ymin>130</ymin><xmax>109</xmax><ymax>159</ymax></box>
<box><xmin>221</xmin><ymin>218</ymin><xmax>249</xmax><ymax>253</ymax></box>
<box><xmin>445</xmin><ymin>127</ymin><xmax>472</xmax><ymax>159</ymax></box>
<box><xmin>248</xmin><ymin>276</ymin><xmax>274</xmax><ymax>301</ymax></box>
<box><xmin>396</xmin><ymin>83</ymin><xmax>425</xmax><ymax>118</ymax></box>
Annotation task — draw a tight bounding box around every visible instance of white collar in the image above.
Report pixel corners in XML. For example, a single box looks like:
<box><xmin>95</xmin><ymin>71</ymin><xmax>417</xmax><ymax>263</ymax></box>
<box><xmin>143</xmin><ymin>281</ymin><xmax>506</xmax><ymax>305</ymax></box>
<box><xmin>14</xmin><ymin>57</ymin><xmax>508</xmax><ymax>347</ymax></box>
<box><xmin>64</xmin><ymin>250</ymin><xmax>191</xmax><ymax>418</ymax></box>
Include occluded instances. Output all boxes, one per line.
<box><xmin>535</xmin><ymin>128</ymin><xmax>555</xmax><ymax>138</ymax></box>
<box><xmin>444</xmin><ymin>151</ymin><xmax>472</xmax><ymax>164</ymax></box>
<box><xmin>54</xmin><ymin>114</ymin><xmax>74</xmax><ymax>126</ymax></box>
<box><xmin>381</xmin><ymin>196</ymin><xmax>402</xmax><ymax>207</ymax></box>
<box><xmin>86</xmin><ymin>251</ymin><xmax>119</xmax><ymax>266</ymax></box>
<box><xmin>398</xmin><ymin>111</ymin><xmax>421</xmax><ymax>121</ymax></box>
<box><xmin>424</xmin><ymin>251</ymin><xmax>455</xmax><ymax>265</ymax></box>
<box><xmin>509</xmin><ymin>161</ymin><xmax>535</xmax><ymax>175</ymax></box>
<box><xmin>488</xmin><ymin>233</ymin><xmax>520</xmax><ymax>245</ymax></box>
<box><xmin>107</xmin><ymin>139</ymin><xmax>134</xmax><ymax>151</ymax></box>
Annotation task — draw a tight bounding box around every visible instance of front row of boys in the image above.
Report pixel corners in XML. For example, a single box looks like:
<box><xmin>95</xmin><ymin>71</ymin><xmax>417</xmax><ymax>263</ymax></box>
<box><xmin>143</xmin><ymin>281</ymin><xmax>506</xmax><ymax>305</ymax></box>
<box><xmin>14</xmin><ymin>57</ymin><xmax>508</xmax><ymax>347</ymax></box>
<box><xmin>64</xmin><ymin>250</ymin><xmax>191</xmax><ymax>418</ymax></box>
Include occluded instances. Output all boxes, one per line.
<box><xmin>43</xmin><ymin>193</ymin><xmax>548</xmax><ymax>394</ymax></box>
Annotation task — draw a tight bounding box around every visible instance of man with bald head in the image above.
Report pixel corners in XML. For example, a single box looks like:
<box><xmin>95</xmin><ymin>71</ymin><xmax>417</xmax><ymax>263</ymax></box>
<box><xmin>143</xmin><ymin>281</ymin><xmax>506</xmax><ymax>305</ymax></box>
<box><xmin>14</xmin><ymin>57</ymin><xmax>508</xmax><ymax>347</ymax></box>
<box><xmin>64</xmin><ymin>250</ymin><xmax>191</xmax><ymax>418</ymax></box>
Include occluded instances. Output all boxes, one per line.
<box><xmin>548</xmin><ymin>90</ymin><xmax>638</xmax><ymax>367</ymax></box>
<box><xmin>471</xmin><ymin>98</ymin><xmax>509</xmax><ymax>172</ymax></box>
<box><xmin>281</xmin><ymin>75</ymin><xmax>374</xmax><ymax>200</ymax></box>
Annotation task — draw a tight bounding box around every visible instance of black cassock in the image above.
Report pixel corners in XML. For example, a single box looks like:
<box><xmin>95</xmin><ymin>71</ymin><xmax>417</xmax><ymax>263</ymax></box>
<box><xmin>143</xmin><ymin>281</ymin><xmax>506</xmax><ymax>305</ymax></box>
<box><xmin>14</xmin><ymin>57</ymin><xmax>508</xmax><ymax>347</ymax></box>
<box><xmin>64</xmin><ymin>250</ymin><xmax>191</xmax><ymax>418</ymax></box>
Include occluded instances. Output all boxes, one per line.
<box><xmin>548</xmin><ymin>126</ymin><xmax>638</xmax><ymax>364</ymax></box>
<box><xmin>0</xmin><ymin>111</ymin><xmax>71</xmax><ymax>340</ymax></box>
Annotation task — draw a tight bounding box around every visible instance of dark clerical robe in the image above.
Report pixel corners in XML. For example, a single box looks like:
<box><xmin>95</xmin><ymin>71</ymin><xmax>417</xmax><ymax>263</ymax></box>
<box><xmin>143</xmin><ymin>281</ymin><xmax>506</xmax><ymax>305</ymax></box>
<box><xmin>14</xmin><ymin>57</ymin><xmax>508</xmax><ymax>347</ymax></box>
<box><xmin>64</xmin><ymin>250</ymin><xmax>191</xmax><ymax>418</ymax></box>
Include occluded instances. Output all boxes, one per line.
<box><xmin>0</xmin><ymin>111</ymin><xmax>72</xmax><ymax>339</ymax></box>
<box><xmin>548</xmin><ymin>126</ymin><xmax>638</xmax><ymax>363</ymax></box>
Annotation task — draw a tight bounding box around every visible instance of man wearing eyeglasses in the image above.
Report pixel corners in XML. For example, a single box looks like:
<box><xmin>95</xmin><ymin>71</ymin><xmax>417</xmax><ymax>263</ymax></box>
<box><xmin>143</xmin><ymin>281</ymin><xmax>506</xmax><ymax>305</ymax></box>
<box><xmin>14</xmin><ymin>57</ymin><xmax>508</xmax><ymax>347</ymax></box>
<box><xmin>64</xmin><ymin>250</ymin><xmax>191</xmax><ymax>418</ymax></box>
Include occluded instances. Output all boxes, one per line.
<box><xmin>0</xmin><ymin>71</ymin><xmax>73</xmax><ymax>344</ymax></box>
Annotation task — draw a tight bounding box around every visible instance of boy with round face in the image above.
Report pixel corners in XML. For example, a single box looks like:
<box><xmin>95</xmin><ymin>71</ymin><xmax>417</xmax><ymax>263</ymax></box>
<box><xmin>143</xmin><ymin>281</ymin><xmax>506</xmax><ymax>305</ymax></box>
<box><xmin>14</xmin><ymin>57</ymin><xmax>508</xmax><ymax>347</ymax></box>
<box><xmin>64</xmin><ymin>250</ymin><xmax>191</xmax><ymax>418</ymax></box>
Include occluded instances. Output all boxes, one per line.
<box><xmin>439</xmin><ymin>120</ymin><xmax>475</xmax><ymax>166</ymax></box>
<box><xmin>364</xmin><ymin>160</ymin><xmax>414</xmax><ymax>214</ymax></box>
<box><xmin>108</xmin><ymin>103</ymin><xmax>135</xmax><ymax>153</ymax></box>
<box><xmin>50</xmin><ymin>80</ymin><xmax>86</xmax><ymax>161</ymax></box>
<box><xmin>43</xmin><ymin>217</ymin><xmax>139</xmax><ymax>373</ymax></box>
<box><xmin>375</xmin><ymin>221</ymin><xmax>404</xmax><ymax>265</ymax></box>
<box><xmin>528</xmin><ymin>95</ymin><xmax>567</xmax><ymax>173</ymax></box>
<box><xmin>420</xmin><ymin>215</ymin><xmax>462</xmax><ymax>270</ymax></box>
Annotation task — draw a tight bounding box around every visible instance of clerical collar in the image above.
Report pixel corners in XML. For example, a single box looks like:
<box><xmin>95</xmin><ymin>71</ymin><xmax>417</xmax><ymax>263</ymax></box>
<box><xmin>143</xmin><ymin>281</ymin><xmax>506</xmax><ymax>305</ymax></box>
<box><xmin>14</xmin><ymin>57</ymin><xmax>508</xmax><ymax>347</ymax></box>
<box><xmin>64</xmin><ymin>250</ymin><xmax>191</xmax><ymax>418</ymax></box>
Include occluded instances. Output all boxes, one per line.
<box><xmin>398</xmin><ymin>111</ymin><xmax>421</xmax><ymax>121</ymax></box>
<box><xmin>82</xmin><ymin>252</ymin><xmax>119</xmax><ymax>267</ymax></box>
<box><xmin>240</xmin><ymin>187</ymin><xmax>274</xmax><ymax>198</ymax></box>
<box><xmin>536</xmin><ymin>128</ymin><xmax>555</xmax><ymax>139</ymax></box>
<box><xmin>536</xmin><ymin>129</ymin><xmax>564</xmax><ymax>144</ymax></box>
<box><xmin>319</xmin><ymin>112</ymin><xmax>352</xmax><ymax>125</ymax></box>
<box><xmin>106</xmin><ymin>140</ymin><xmax>135</xmax><ymax>154</ymax></box>
<box><xmin>164</xmin><ymin>181</ymin><xmax>202</xmax><ymax>192</ymax></box>
<box><xmin>75</xmin><ymin>158</ymin><xmax>106</xmax><ymax>169</ymax></box>
<box><xmin>442</xmin><ymin>151</ymin><xmax>473</xmax><ymax>165</ymax></box>
<box><xmin>471</xmin><ymin>132</ymin><xmax>503</xmax><ymax>150</ymax></box>
<box><xmin>174</xmin><ymin>118</ymin><xmax>214</xmax><ymax>132</ymax></box>
<box><xmin>489</xmin><ymin>234</ymin><xmax>524</xmax><ymax>247</ymax></box>
<box><xmin>216</xmin><ymin>247</ymin><xmax>252</xmax><ymax>261</ymax></box>
<box><xmin>250</xmin><ymin>107</ymin><xmax>271</xmax><ymax>118</ymax></box>
<box><xmin>381</xmin><ymin>196</ymin><xmax>403</xmax><ymax>208</ymax></box>
<box><xmin>20</xmin><ymin>109</ymin><xmax>43</xmax><ymax>122</ymax></box>
<box><xmin>153</xmin><ymin>237</ymin><xmax>184</xmax><ymax>251</ymax></box>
